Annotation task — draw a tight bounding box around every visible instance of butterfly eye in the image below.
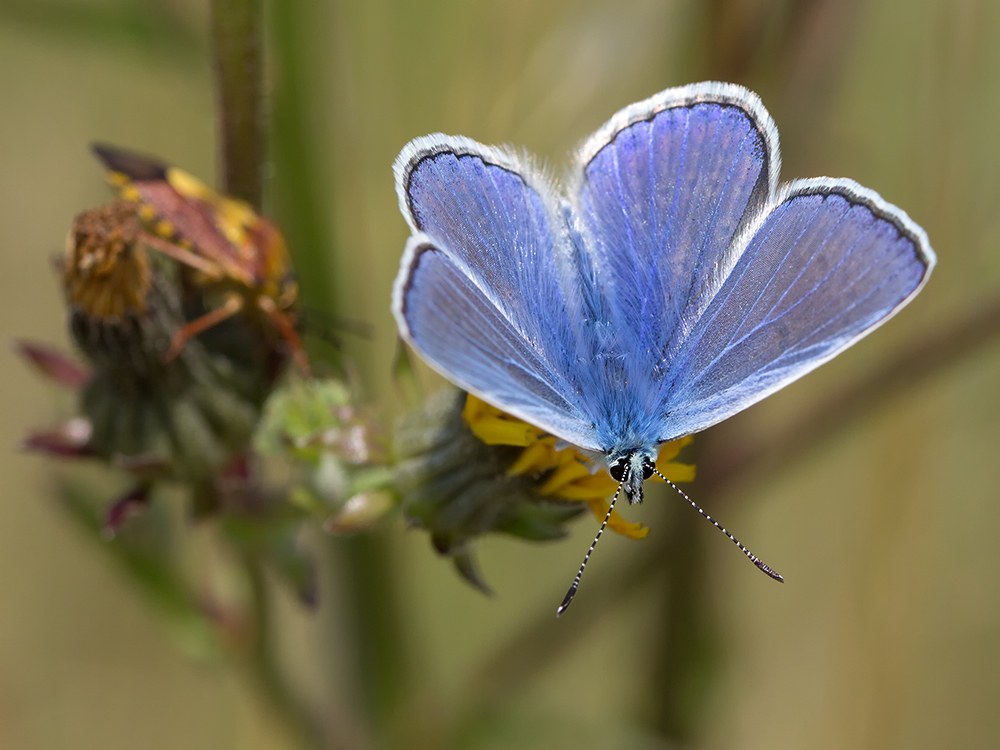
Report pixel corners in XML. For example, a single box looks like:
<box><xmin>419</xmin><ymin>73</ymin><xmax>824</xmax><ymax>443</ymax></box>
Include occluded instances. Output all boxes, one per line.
<box><xmin>641</xmin><ymin>458</ymin><xmax>655</xmax><ymax>480</ymax></box>
<box><xmin>608</xmin><ymin>458</ymin><xmax>628</xmax><ymax>482</ymax></box>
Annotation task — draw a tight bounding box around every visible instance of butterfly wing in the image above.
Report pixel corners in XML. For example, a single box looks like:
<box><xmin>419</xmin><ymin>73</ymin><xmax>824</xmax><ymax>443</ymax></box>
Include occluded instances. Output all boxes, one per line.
<box><xmin>658</xmin><ymin>178</ymin><xmax>935</xmax><ymax>441</ymax></box>
<box><xmin>393</xmin><ymin>136</ymin><xmax>601</xmax><ymax>450</ymax></box>
<box><xmin>567</xmin><ymin>83</ymin><xmax>780</xmax><ymax>450</ymax></box>
<box><xmin>573</xmin><ymin>83</ymin><xmax>778</xmax><ymax>355</ymax></box>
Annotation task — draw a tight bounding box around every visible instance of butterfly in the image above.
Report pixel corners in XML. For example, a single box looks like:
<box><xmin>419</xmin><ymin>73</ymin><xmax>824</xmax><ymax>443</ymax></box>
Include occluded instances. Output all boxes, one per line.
<box><xmin>391</xmin><ymin>82</ymin><xmax>935</xmax><ymax>613</ymax></box>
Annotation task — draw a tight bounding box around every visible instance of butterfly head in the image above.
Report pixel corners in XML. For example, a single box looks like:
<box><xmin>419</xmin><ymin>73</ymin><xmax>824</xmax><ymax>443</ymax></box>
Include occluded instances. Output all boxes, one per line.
<box><xmin>608</xmin><ymin>451</ymin><xmax>655</xmax><ymax>505</ymax></box>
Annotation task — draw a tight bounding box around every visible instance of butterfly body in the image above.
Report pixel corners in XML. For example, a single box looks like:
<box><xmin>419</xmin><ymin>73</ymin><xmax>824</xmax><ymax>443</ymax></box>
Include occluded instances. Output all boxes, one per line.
<box><xmin>393</xmin><ymin>81</ymin><xmax>934</xmax><ymax>511</ymax></box>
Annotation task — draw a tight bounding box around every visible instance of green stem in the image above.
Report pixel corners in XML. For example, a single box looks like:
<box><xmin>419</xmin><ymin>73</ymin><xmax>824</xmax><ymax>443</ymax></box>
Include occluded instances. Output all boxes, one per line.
<box><xmin>243</xmin><ymin>555</ymin><xmax>326</xmax><ymax>749</ymax></box>
<box><xmin>461</xmin><ymin>545</ymin><xmax>652</xmax><ymax>717</ymax></box>
<box><xmin>210</xmin><ymin>3</ymin><xmax>331</xmax><ymax>746</ymax></box>
<box><xmin>642</xmin><ymin>480</ymin><xmax>715</xmax><ymax>743</ymax></box>
<box><xmin>211</xmin><ymin>0</ymin><xmax>263</xmax><ymax>209</ymax></box>
<box><xmin>337</xmin><ymin>531</ymin><xmax>411</xmax><ymax>730</ymax></box>
<box><xmin>267</xmin><ymin>0</ymin><xmax>410</xmax><ymax>731</ymax></box>
<box><xmin>268</xmin><ymin>0</ymin><xmax>337</xmax><ymax>315</ymax></box>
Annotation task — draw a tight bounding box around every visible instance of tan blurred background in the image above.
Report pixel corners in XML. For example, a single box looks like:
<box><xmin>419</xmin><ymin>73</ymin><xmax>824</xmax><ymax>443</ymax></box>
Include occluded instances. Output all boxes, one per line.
<box><xmin>2</xmin><ymin>1</ymin><xmax>999</xmax><ymax>748</ymax></box>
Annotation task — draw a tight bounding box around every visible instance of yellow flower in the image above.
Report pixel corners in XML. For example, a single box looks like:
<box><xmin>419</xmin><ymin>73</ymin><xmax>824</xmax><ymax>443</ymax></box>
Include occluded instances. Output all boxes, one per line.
<box><xmin>462</xmin><ymin>395</ymin><xmax>695</xmax><ymax>540</ymax></box>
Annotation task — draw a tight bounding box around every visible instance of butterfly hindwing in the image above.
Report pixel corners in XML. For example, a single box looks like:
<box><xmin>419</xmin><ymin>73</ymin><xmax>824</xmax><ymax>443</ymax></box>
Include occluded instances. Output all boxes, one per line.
<box><xmin>659</xmin><ymin>178</ymin><xmax>935</xmax><ymax>441</ymax></box>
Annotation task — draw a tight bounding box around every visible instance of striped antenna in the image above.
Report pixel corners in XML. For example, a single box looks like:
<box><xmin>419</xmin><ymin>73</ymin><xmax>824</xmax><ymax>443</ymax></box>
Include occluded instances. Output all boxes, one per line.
<box><xmin>556</xmin><ymin>477</ymin><xmax>626</xmax><ymax>617</ymax></box>
<box><xmin>652</xmin><ymin>467</ymin><xmax>784</xmax><ymax>582</ymax></box>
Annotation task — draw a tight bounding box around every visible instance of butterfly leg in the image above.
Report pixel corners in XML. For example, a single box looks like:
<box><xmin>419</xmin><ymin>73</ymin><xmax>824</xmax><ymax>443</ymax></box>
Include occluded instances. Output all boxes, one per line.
<box><xmin>164</xmin><ymin>293</ymin><xmax>244</xmax><ymax>362</ymax></box>
<box><xmin>257</xmin><ymin>295</ymin><xmax>311</xmax><ymax>376</ymax></box>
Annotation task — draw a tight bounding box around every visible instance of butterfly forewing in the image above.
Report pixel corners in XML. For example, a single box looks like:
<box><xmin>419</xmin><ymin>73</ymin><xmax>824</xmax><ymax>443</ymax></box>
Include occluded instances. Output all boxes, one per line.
<box><xmin>559</xmin><ymin>84</ymin><xmax>780</xmax><ymax>452</ymax></box>
<box><xmin>573</xmin><ymin>84</ymin><xmax>777</xmax><ymax>358</ymax></box>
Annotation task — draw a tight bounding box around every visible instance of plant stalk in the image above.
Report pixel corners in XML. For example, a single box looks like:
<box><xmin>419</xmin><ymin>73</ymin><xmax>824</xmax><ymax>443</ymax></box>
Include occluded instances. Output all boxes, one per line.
<box><xmin>210</xmin><ymin>2</ymin><xmax>330</xmax><ymax>746</ymax></box>
<box><xmin>211</xmin><ymin>0</ymin><xmax>263</xmax><ymax>209</ymax></box>
<box><xmin>268</xmin><ymin>0</ymin><xmax>411</xmax><ymax>733</ymax></box>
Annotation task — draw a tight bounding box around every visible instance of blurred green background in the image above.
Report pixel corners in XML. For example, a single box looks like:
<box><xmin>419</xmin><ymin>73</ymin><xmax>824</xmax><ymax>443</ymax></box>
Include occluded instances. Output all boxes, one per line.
<box><xmin>2</xmin><ymin>0</ymin><xmax>999</xmax><ymax>748</ymax></box>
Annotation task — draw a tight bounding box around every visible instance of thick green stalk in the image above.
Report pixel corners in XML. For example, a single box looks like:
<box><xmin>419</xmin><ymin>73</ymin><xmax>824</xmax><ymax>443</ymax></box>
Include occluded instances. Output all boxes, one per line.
<box><xmin>268</xmin><ymin>0</ymin><xmax>412</xmax><ymax>732</ymax></box>
<box><xmin>243</xmin><ymin>555</ymin><xmax>326</xmax><ymax>748</ymax></box>
<box><xmin>211</xmin><ymin>2</ymin><xmax>329</xmax><ymax>746</ymax></box>
<box><xmin>212</xmin><ymin>0</ymin><xmax>263</xmax><ymax>209</ymax></box>
<box><xmin>642</xmin><ymin>478</ymin><xmax>716</xmax><ymax>742</ymax></box>
<box><xmin>268</xmin><ymin>0</ymin><xmax>337</xmax><ymax>315</ymax></box>
<box><xmin>339</xmin><ymin>531</ymin><xmax>412</xmax><ymax>730</ymax></box>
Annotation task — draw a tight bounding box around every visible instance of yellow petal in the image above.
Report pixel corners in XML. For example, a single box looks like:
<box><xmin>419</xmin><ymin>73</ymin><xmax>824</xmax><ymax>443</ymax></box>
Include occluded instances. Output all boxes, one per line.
<box><xmin>462</xmin><ymin>393</ymin><xmax>490</xmax><ymax>423</ymax></box>
<box><xmin>546</xmin><ymin>473</ymin><xmax>618</xmax><ymax>499</ymax></box>
<box><xmin>548</xmin><ymin>484</ymin><xmax>616</xmax><ymax>501</ymax></box>
<box><xmin>464</xmin><ymin>395</ymin><xmax>536</xmax><ymax>446</ymax></box>
<box><xmin>469</xmin><ymin>414</ymin><xmax>538</xmax><ymax>446</ymax></box>
<box><xmin>651</xmin><ymin>462</ymin><xmax>696</xmax><ymax>483</ymax></box>
<box><xmin>585</xmin><ymin>497</ymin><xmax>649</xmax><ymax>539</ymax></box>
<box><xmin>656</xmin><ymin>435</ymin><xmax>693</xmax><ymax>463</ymax></box>
<box><xmin>507</xmin><ymin>441</ymin><xmax>553</xmax><ymax>475</ymax></box>
<box><xmin>537</xmin><ymin>460</ymin><xmax>592</xmax><ymax>494</ymax></box>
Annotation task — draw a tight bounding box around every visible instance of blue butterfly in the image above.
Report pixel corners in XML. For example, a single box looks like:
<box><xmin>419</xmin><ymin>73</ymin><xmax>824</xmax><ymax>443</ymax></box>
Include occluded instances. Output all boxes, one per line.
<box><xmin>392</xmin><ymin>82</ymin><xmax>935</xmax><ymax>612</ymax></box>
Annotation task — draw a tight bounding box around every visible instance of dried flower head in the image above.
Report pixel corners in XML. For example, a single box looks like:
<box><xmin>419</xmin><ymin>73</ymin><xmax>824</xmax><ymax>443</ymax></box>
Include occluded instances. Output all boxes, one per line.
<box><xmin>22</xmin><ymin>151</ymin><xmax>306</xmax><ymax>534</ymax></box>
<box><xmin>63</xmin><ymin>199</ymin><xmax>151</xmax><ymax>320</ymax></box>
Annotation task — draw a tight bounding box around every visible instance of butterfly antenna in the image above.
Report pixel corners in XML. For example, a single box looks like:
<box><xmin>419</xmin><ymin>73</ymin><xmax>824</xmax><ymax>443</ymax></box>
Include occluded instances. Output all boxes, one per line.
<box><xmin>556</xmin><ymin>478</ymin><xmax>625</xmax><ymax>617</ymax></box>
<box><xmin>652</xmin><ymin>467</ymin><xmax>784</xmax><ymax>583</ymax></box>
